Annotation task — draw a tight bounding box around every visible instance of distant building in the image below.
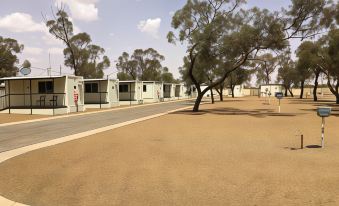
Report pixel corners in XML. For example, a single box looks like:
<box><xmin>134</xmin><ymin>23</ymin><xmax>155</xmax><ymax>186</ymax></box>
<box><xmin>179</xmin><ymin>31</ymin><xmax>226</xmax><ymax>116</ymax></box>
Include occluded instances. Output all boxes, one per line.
<box><xmin>260</xmin><ymin>84</ymin><xmax>283</xmax><ymax>97</ymax></box>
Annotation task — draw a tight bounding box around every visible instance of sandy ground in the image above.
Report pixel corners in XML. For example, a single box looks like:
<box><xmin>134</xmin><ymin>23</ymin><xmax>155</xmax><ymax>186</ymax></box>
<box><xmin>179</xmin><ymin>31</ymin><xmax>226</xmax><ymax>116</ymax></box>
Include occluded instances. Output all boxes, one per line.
<box><xmin>0</xmin><ymin>96</ymin><xmax>338</xmax><ymax>206</ymax></box>
<box><xmin>0</xmin><ymin>113</ymin><xmax>46</xmax><ymax>124</ymax></box>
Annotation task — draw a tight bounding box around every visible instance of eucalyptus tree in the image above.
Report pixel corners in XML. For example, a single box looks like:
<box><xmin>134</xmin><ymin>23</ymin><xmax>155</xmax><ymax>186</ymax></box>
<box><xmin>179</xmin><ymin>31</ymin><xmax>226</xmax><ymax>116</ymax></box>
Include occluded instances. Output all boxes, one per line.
<box><xmin>295</xmin><ymin>41</ymin><xmax>322</xmax><ymax>100</ymax></box>
<box><xmin>161</xmin><ymin>67</ymin><xmax>177</xmax><ymax>83</ymax></box>
<box><xmin>226</xmin><ymin>68</ymin><xmax>251</xmax><ymax>98</ymax></box>
<box><xmin>116</xmin><ymin>48</ymin><xmax>165</xmax><ymax>81</ymax></box>
<box><xmin>255</xmin><ymin>53</ymin><xmax>278</xmax><ymax>85</ymax></box>
<box><xmin>45</xmin><ymin>9</ymin><xmax>79</xmax><ymax>74</ymax></box>
<box><xmin>61</xmin><ymin>32</ymin><xmax>110</xmax><ymax>78</ymax></box>
<box><xmin>168</xmin><ymin>0</ymin><xmax>329</xmax><ymax>111</ymax></box>
<box><xmin>318</xmin><ymin>28</ymin><xmax>339</xmax><ymax>104</ymax></box>
<box><xmin>0</xmin><ymin>36</ymin><xmax>24</xmax><ymax>77</ymax></box>
<box><xmin>277</xmin><ymin>51</ymin><xmax>298</xmax><ymax>97</ymax></box>
<box><xmin>116</xmin><ymin>52</ymin><xmax>138</xmax><ymax>80</ymax></box>
<box><xmin>46</xmin><ymin>9</ymin><xmax>109</xmax><ymax>78</ymax></box>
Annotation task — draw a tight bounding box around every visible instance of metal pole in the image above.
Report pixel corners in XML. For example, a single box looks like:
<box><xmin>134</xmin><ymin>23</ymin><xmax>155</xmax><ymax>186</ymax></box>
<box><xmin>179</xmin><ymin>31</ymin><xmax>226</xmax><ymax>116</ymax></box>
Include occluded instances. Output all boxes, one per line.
<box><xmin>30</xmin><ymin>79</ymin><xmax>32</xmax><ymax>115</ymax></box>
<box><xmin>53</xmin><ymin>78</ymin><xmax>55</xmax><ymax>116</ymax></box>
<box><xmin>8</xmin><ymin>80</ymin><xmax>11</xmax><ymax>114</ymax></box>
<box><xmin>321</xmin><ymin>117</ymin><xmax>325</xmax><ymax>148</ymax></box>
<box><xmin>99</xmin><ymin>81</ymin><xmax>102</xmax><ymax>109</ymax></box>
<box><xmin>301</xmin><ymin>134</ymin><xmax>304</xmax><ymax>149</ymax></box>
<box><xmin>129</xmin><ymin>82</ymin><xmax>131</xmax><ymax>106</ymax></box>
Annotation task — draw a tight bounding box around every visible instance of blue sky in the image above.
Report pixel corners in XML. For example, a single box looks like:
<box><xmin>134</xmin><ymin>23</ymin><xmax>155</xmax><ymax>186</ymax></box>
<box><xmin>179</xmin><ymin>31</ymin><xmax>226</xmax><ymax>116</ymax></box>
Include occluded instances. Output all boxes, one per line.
<box><xmin>0</xmin><ymin>0</ymin><xmax>291</xmax><ymax>78</ymax></box>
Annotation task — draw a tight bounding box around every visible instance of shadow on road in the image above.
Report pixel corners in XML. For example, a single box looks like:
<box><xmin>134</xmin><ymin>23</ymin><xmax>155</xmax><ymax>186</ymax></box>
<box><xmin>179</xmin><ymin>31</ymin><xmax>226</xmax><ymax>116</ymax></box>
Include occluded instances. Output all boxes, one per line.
<box><xmin>170</xmin><ymin>107</ymin><xmax>300</xmax><ymax>118</ymax></box>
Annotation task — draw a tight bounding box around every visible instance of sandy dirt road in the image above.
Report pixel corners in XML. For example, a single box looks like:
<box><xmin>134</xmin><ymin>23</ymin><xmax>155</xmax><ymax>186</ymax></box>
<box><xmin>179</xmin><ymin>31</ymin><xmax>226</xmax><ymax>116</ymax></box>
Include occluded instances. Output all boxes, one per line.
<box><xmin>0</xmin><ymin>97</ymin><xmax>338</xmax><ymax>206</ymax></box>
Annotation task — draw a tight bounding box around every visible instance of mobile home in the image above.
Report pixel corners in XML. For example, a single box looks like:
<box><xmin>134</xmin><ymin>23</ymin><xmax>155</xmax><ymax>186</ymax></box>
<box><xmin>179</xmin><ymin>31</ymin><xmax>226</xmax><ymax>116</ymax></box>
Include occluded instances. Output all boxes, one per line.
<box><xmin>0</xmin><ymin>75</ymin><xmax>85</xmax><ymax>115</ymax></box>
<box><xmin>174</xmin><ymin>84</ymin><xmax>186</xmax><ymax>99</ymax></box>
<box><xmin>228</xmin><ymin>85</ymin><xmax>245</xmax><ymax>97</ymax></box>
<box><xmin>260</xmin><ymin>84</ymin><xmax>283</xmax><ymax>97</ymax></box>
<box><xmin>142</xmin><ymin>81</ymin><xmax>163</xmax><ymax>103</ymax></box>
<box><xmin>163</xmin><ymin>83</ymin><xmax>176</xmax><ymax>101</ymax></box>
<box><xmin>84</xmin><ymin>79</ymin><xmax>119</xmax><ymax>108</ymax></box>
<box><xmin>119</xmin><ymin>80</ymin><xmax>143</xmax><ymax>105</ymax></box>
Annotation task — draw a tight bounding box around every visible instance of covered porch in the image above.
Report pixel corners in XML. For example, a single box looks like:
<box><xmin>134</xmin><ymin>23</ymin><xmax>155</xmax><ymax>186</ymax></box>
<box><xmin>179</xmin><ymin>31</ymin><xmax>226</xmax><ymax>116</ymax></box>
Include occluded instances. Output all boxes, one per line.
<box><xmin>119</xmin><ymin>81</ymin><xmax>143</xmax><ymax>105</ymax></box>
<box><xmin>84</xmin><ymin>79</ymin><xmax>109</xmax><ymax>109</ymax></box>
<box><xmin>0</xmin><ymin>76</ymin><xmax>68</xmax><ymax>115</ymax></box>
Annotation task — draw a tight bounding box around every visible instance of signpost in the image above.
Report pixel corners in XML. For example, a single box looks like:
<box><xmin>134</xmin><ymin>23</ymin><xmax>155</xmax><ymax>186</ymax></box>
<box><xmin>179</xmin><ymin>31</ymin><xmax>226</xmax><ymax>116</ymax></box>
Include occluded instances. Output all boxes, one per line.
<box><xmin>317</xmin><ymin>107</ymin><xmax>331</xmax><ymax>148</ymax></box>
<box><xmin>275</xmin><ymin>92</ymin><xmax>283</xmax><ymax>113</ymax></box>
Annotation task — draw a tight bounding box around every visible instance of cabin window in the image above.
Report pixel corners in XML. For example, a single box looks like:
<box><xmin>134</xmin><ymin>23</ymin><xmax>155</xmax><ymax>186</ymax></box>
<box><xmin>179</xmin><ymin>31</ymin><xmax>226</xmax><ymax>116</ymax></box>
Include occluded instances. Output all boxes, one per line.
<box><xmin>143</xmin><ymin>85</ymin><xmax>147</xmax><ymax>92</ymax></box>
<box><xmin>85</xmin><ymin>83</ymin><xmax>98</xmax><ymax>93</ymax></box>
<box><xmin>119</xmin><ymin>85</ymin><xmax>129</xmax><ymax>92</ymax></box>
<box><xmin>38</xmin><ymin>81</ymin><xmax>54</xmax><ymax>93</ymax></box>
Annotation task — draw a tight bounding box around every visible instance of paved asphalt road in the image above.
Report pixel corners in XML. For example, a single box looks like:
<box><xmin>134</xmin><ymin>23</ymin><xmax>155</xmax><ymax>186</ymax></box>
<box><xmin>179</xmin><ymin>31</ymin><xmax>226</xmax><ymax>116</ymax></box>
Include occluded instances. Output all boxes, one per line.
<box><xmin>0</xmin><ymin>101</ymin><xmax>193</xmax><ymax>153</ymax></box>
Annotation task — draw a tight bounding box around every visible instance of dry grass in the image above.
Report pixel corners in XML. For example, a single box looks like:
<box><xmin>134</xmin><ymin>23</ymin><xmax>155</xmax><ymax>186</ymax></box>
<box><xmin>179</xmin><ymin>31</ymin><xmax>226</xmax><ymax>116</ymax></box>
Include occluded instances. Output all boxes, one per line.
<box><xmin>0</xmin><ymin>96</ymin><xmax>338</xmax><ymax>206</ymax></box>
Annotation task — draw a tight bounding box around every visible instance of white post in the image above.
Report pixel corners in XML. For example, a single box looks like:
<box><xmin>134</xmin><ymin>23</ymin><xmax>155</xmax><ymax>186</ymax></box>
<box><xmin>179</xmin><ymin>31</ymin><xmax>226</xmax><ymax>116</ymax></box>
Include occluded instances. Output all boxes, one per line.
<box><xmin>278</xmin><ymin>99</ymin><xmax>281</xmax><ymax>113</ymax></box>
<box><xmin>321</xmin><ymin>117</ymin><xmax>325</xmax><ymax>148</ymax></box>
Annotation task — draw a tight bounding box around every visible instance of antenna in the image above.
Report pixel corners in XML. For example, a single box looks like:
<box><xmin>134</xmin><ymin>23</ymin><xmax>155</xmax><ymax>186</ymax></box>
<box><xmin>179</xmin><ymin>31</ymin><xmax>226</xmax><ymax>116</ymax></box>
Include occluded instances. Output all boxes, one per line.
<box><xmin>47</xmin><ymin>53</ymin><xmax>52</xmax><ymax>76</ymax></box>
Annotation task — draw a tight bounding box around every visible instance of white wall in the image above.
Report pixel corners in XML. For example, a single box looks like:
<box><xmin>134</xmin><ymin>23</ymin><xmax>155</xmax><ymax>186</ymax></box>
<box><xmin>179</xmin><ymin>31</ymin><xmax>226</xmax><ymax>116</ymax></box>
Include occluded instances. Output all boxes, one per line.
<box><xmin>260</xmin><ymin>85</ymin><xmax>283</xmax><ymax>97</ymax></box>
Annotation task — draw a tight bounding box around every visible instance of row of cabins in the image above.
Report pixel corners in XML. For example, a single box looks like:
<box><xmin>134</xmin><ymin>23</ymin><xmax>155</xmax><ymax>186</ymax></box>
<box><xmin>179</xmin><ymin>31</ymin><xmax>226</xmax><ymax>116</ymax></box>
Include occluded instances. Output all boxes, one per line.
<box><xmin>0</xmin><ymin>76</ymin><xmax>192</xmax><ymax>115</ymax></box>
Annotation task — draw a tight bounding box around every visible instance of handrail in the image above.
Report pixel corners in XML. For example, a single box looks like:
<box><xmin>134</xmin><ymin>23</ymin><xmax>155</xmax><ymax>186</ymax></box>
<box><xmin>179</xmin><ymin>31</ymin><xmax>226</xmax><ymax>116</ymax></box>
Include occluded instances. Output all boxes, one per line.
<box><xmin>6</xmin><ymin>93</ymin><xmax>66</xmax><ymax>95</ymax></box>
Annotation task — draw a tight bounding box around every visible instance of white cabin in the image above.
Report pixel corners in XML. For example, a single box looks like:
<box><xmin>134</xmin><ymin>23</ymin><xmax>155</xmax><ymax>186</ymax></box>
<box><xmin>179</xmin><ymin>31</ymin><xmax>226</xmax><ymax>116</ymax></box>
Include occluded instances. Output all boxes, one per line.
<box><xmin>163</xmin><ymin>83</ymin><xmax>176</xmax><ymax>101</ymax></box>
<box><xmin>260</xmin><ymin>84</ymin><xmax>283</xmax><ymax>97</ymax></box>
<box><xmin>0</xmin><ymin>75</ymin><xmax>85</xmax><ymax>115</ymax></box>
<box><xmin>119</xmin><ymin>80</ymin><xmax>143</xmax><ymax>105</ymax></box>
<box><xmin>84</xmin><ymin>79</ymin><xmax>119</xmax><ymax>109</ymax></box>
<box><xmin>142</xmin><ymin>81</ymin><xmax>163</xmax><ymax>103</ymax></box>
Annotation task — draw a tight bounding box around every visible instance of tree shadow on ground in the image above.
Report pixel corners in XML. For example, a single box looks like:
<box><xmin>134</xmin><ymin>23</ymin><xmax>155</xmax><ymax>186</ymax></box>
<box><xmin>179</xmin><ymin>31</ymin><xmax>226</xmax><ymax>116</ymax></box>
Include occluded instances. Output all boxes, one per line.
<box><xmin>284</xmin><ymin>145</ymin><xmax>322</xmax><ymax>150</ymax></box>
<box><xmin>170</xmin><ymin>107</ymin><xmax>301</xmax><ymax>118</ymax></box>
<box><xmin>306</xmin><ymin>145</ymin><xmax>322</xmax><ymax>149</ymax></box>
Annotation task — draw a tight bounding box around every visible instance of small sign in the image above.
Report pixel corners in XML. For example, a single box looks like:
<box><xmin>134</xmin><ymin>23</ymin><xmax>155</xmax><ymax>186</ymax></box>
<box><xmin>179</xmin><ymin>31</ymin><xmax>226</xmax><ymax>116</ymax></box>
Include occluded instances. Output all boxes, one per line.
<box><xmin>275</xmin><ymin>92</ymin><xmax>283</xmax><ymax>99</ymax></box>
<box><xmin>74</xmin><ymin>91</ymin><xmax>79</xmax><ymax>102</ymax></box>
<box><xmin>317</xmin><ymin>107</ymin><xmax>331</xmax><ymax>117</ymax></box>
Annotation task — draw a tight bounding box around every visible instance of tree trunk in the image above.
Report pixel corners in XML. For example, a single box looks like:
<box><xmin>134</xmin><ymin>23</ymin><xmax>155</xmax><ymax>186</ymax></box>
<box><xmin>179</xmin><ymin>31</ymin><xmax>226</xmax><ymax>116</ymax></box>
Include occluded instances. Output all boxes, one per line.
<box><xmin>284</xmin><ymin>86</ymin><xmax>288</xmax><ymax>97</ymax></box>
<box><xmin>313</xmin><ymin>72</ymin><xmax>320</xmax><ymax>101</ymax></box>
<box><xmin>219</xmin><ymin>83</ymin><xmax>224</xmax><ymax>101</ymax></box>
<box><xmin>288</xmin><ymin>88</ymin><xmax>294</xmax><ymax>97</ymax></box>
<box><xmin>210</xmin><ymin>88</ymin><xmax>215</xmax><ymax>104</ymax></box>
<box><xmin>231</xmin><ymin>85</ymin><xmax>235</xmax><ymax>98</ymax></box>
<box><xmin>300</xmin><ymin>80</ymin><xmax>305</xmax><ymax>99</ymax></box>
<box><xmin>193</xmin><ymin>93</ymin><xmax>204</xmax><ymax>112</ymax></box>
<box><xmin>326</xmin><ymin>78</ymin><xmax>339</xmax><ymax>104</ymax></box>
<box><xmin>219</xmin><ymin>88</ymin><xmax>223</xmax><ymax>101</ymax></box>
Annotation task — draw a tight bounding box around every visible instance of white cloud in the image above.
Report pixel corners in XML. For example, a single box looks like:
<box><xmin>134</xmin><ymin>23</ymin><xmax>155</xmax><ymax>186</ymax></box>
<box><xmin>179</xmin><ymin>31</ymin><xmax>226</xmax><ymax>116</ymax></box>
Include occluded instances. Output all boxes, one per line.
<box><xmin>56</xmin><ymin>0</ymin><xmax>99</xmax><ymax>22</ymax></box>
<box><xmin>137</xmin><ymin>18</ymin><xmax>161</xmax><ymax>39</ymax></box>
<box><xmin>24</xmin><ymin>47</ymin><xmax>43</xmax><ymax>55</ymax></box>
<box><xmin>48</xmin><ymin>47</ymin><xmax>64</xmax><ymax>55</ymax></box>
<box><xmin>0</xmin><ymin>13</ymin><xmax>45</xmax><ymax>33</ymax></box>
<box><xmin>169</xmin><ymin>11</ymin><xmax>175</xmax><ymax>17</ymax></box>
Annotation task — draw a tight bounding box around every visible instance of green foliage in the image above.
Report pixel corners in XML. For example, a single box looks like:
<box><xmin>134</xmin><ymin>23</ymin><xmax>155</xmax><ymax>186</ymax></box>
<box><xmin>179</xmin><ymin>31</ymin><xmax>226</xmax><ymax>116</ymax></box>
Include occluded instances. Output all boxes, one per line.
<box><xmin>277</xmin><ymin>50</ymin><xmax>299</xmax><ymax>90</ymax></box>
<box><xmin>46</xmin><ymin>9</ymin><xmax>109</xmax><ymax>78</ymax></box>
<box><xmin>296</xmin><ymin>41</ymin><xmax>320</xmax><ymax>82</ymax></box>
<box><xmin>0</xmin><ymin>36</ymin><xmax>24</xmax><ymax>77</ymax></box>
<box><xmin>169</xmin><ymin>0</ymin><xmax>328</xmax><ymax>110</ymax></box>
<box><xmin>116</xmin><ymin>48</ymin><xmax>165</xmax><ymax>81</ymax></box>
<box><xmin>254</xmin><ymin>53</ymin><xmax>278</xmax><ymax>85</ymax></box>
<box><xmin>63</xmin><ymin>33</ymin><xmax>110</xmax><ymax>78</ymax></box>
